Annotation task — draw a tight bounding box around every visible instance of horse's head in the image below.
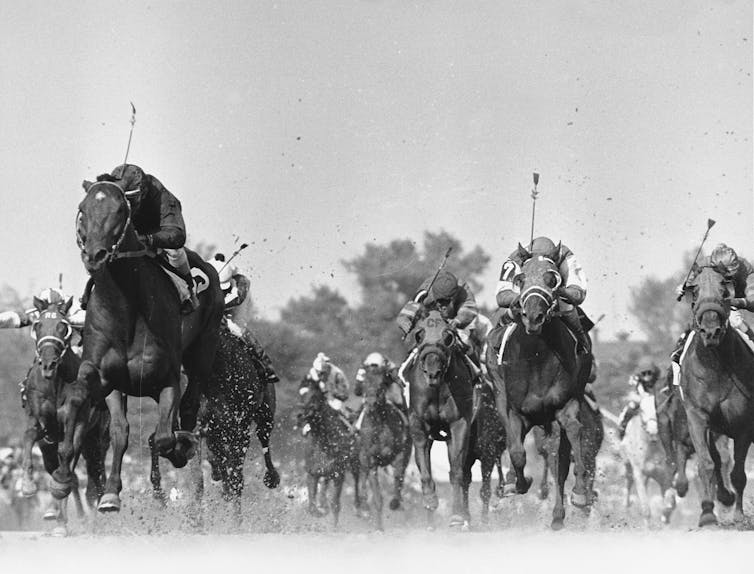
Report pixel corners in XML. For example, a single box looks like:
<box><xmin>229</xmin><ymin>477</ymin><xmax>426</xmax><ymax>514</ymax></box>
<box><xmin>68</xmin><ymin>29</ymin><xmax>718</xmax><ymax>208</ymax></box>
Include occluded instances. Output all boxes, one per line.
<box><xmin>298</xmin><ymin>375</ymin><xmax>327</xmax><ymax>416</ymax></box>
<box><xmin>31</xmin><ymin>300</ymin><xmax>73</xmax><ymax>380</ymax></box>
<box><xmin>687</xmin><ymin>266</ymin><xmax>731</xmax><ymax>347</ymax></box>
<box><xmin>414</xmin><ymin>310</ymin><xmax>455</xmax><ymax>388</ymax></box>
<box><xmin>77</xmin><ymin>178</ymin><xmax>134</xmax><ymax>273</ymax></box>
<box><xmin>517</xmin><ymin>249</ymin><xmax>562</xmax><ymax>335</ymax></box>
<box><xmin>361</xmin><ymin>364</ymin><xmax>390</xmax><ymax>408</ymax></box>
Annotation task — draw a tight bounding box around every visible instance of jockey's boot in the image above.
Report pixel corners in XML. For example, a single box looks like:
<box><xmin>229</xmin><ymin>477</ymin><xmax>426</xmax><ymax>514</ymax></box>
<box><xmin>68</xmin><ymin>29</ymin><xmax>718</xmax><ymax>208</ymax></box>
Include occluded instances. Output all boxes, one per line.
<box><xmin>79</xmin><ymin>276</ymin><xmax>95</xmax><ymax>310</ymax></box>
<box><xmin>669</xmin><ymin>329</ymin><xmax>691</xmax><ymax>387</ymax></box>
<box><xmin>175</xmin><ymin>270</ymin><xmax>199</xmax><ymax>314</ymax></box>
<box><xmin>560</xmin><ymin>307</ymin><xmax>591</xmax><ymax>355</ymax></box>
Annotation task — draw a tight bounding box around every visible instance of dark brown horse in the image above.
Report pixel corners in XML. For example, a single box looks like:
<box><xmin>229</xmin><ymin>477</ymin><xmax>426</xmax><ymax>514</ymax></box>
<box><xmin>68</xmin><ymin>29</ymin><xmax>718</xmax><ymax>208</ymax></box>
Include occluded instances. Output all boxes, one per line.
<box><xmin>149</xmin><ymin>323</ymin><xmax>281</xmax><ymax>522</ymax></box>
<box><xmin>681</xmin><ymin>265</ymin><xmax>754</xmax><ymax>526</ymax></box>
<box><xmin>354</xmin><ymin>364</ymin><xmax>412</xmax><ymax>531</ymax></box>
<box><xmin>20</xmin><ymin>298</ymin><xmax>109</xmax><ymax>535</ymax></box>
<box><xmin>298</xmin><ymin>375</ymin><xmax>360</xmax><ymax>527</ymax></box>
<box><xmin>654</xmin><ymin>369</ymin><xmax>734</xmax><ymax>505</ymax></box>
<box><xmin>403</xmin><ymin>309</ymin><xmax>475</xmax><ymax>529</ymax></box>
<box><xmin>462</xmin><ymin>382</ymin><xmax>506</xmax><ymax>524</ymax></box>
<box><xmin>486</xmin><ymin>252</ymin><xmax>592</xmax><ymax>529</ymax></box>
<box><xmin>69</xmin><ymin>179</ymin><xmax>224</xmax><ymax>512</ymax></box>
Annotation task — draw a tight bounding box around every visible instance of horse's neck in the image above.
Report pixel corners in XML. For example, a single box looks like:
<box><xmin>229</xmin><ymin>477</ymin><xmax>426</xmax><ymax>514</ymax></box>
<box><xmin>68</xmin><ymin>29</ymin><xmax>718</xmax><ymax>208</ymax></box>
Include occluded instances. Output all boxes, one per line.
<box><xmin>310</xmin><ymin>405</ymin><xmax>350</xmax><ymax>448</ymax></box>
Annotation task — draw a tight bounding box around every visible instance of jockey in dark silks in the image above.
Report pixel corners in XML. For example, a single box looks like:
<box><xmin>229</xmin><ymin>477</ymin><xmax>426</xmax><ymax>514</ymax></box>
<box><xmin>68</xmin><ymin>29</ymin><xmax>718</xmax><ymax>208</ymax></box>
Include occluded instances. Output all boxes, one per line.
<box><xmin>670</xmin><ymin>243</ymin><xmax>754</xmax><ymax>387</ymax></box>
<box><xmin>0</xmin><ymin>288</ymin><xmax>82</xmax><ymax>408</ymax></box>
<box><xmin>617</xmin><ymin>358</ymin><xmax>661</xmax><ymax>439</ymax></box>
<box><xmin>353</xmin><ymin>352</ymin><xmax>408</xmax><ymax>430</ymax></box>
<box><xmin>81</xmin><ymin>164</ymin><xmax>198</xmax><ymax>313</ymax></box>
<box><xmin>395</xmin><ymin>270</ymin><xmax>483</xmax><ymax>383</ymax></box>
<box><xmin>209</xmin><ymin>253</ymin><xmax>279</xmax><ymax>385</ymax></box>
<box><xmin>495</xmin><ymin>236</ymin><xmax>591</xmax><ymax>355</ymax></box>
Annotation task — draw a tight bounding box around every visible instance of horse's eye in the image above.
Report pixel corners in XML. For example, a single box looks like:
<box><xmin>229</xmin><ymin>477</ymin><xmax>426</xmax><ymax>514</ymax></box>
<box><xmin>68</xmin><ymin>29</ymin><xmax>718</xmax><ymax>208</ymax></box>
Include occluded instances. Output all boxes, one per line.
<box><xmin>442</xmin><ymin>332</ymin><xmax>454</xmax><ymax>347</ymax></box>
<box><xmin>414</xmin><ymin>328</ymin><xmax>425</xmax><ymax>345</ymax></box>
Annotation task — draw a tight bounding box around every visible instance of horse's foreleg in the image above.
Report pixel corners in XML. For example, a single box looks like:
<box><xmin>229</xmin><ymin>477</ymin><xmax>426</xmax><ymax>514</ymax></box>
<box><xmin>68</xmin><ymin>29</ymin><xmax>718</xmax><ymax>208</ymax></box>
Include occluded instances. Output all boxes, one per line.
<box><xmin>674</xmin><ymin>442</ymin><xmax>691</xmax><ymax>497</ymax></box>
<box><xmin>99</xmin><ymin>391</ymin><xmax>128</xmax><ymax>512</ymax></box>
<box><xmin>550</xmin><ymin>428</ymin><xmax>568</xmax><ymax>530</ymax></box>
<box><xmin>409</xmin><ymin>413</ymin><xmax>437</xmax><ymax>525</ymax></box>
<box><xmin>731</xmin><ymin>436</ymin><xmax>752</xmax><ymax>523</ymax></box>
<box><xmin>539</xmin><ymin>446</ymin><xmax>551</xmax><ymax>500</ymax></box>
<box><xmin>21</xmin><ymin>418</ymin><xmax>41</xmax><ymax>497</ymax></box>
<box><xmin>330</xmin><ymin>473</ymin><xmax>345</xmax><ymax>529</ymax></box>
<box><xmin>506</xmin><ymin>412</ymin><xmax>532</xmax><ymax>494</ymax></box>
<box><xmin>685</xmin><ymin>406</ymin><xmax>717</xmax><ymax>527</ymax></box>
<box><xmin>255</xmin><ymin>384</ymin><xmax>280</xmax><ymax>489</ymax></box>
<box><xmin>155</xmin><ymin>379</ymin><xmax>183</xmax><ymax>467</ymax></box>
<box><xmin>480</xmin><ymin>457</ymin><xmax>494</xmax><ymax>524</ymax></box>
<box><xmin>712</xmin><ymin>435</ymin><xmax>735</xmax><ymax>506</ymax></box>
<box><xmin>447</xmin><ymin>417</ymin><xmax>471</xmax><ymax>528</ymax></box>
<box><xmin>51</xmin><ymin>389</ymin><xmax>86</xmax><ymax>500</ymax></box>
<box><xmin>368</xmin><ymin>468</ymin><xmax>384</xmax><ymax>531</ymax></box>
<box><xmin>630</xmin><ymin>454</ymin><xmax>651</xmax><ymax>526</ymax></box>
<box><xmin>389</xmin><ymin>435</ymin><xmax>412</xmax><ymax>511</ymax></box>
<box><xmin>147</xmin><ymin>433</ymin><xmax>166</xmax><ymax>506</ymax></box>
<box><xmin>556</xmin><ymin>399</ymin><xmax>586</xmax><ymax>507</ymax></box>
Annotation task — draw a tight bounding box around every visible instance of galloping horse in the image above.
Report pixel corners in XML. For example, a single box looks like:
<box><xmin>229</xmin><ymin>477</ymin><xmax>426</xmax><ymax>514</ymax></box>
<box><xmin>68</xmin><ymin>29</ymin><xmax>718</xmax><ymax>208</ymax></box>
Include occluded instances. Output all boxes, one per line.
<box><xmin>149</xmin><ymin>323</ymin><xmax>281</xmax><ymax>522</ymax></box>
<box><xmin>354</xmin><ymin>364</ymin><xmax>412</xmax><ymax>531</ymax></box>
<box><xmin>654</xmin><ymin>369</ymin><xmax>734</xmax><ymax>504</ymax></box>
<box><xmin>298</xmin><ymin>375</ymin><xmax>361</xmax><ymax>527</ymax></box>
<box><xmin>68</xmin><ymin>178</ymin><xmax>224</xmax><ymax>512</ymax></box>
<box><xmin>680</xmin><ymin>264</ymin><xmax>754</xmax><ymax>526</ymax></box>
<box><xmin>462</xmin><ymin>383</ymin><xmax>506</xmax><ymax>524</ymax></box>
<box><xmin>403</xmin><ymin>309</ymin><xmax>475</xmax><ymax>529</ymax></box>
<box><xmin>486</xmin><ymin>250</ymin><xmax>592</xmax><ymax>529</ymax></box>
<box><xmin>20</xmin><ymin>298</ymin><xmax>109</xmax><ymax>535</ymax></box>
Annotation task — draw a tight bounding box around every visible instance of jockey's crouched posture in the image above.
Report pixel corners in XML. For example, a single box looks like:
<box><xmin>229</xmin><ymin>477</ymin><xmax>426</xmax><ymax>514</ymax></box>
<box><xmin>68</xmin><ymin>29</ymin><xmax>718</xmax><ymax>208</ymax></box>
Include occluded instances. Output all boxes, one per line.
<box><xmin>395</xmin><ymin>270</ymin><xmax>484</xmax><ymax>385</ymax></box>
<box><xmin>209</xmin><ymin>253</ymin><xmax>279</xmax><ymax>385</ymax></box>
<box><xmin>494</xmin><ymin>236</ymin><xmax>591</xmax><ymax>355</ymax></box>
<box><xmin>81</xmin><ymin>164</ymin><xmax>199</xmax><ymax>313</ymax></box>
<box><xmin>0</xmin><ymin>288</ymin><xmax>84</xmax><ymax>408</ymax></box>
<box><xmin>353</xmin><ymin>352</ymin><xmax>408</xmax><ymax>430</ymax></box>
<box><xmin>671</xmin><ymin>243</ymin><xmax>754</xmax><ymax>386</ymax></box>
<box><xmin>617</xmin><ymin>358</ymin><xmax>661</xmax><ymax>439</ymax></box>
<box><xmin>301</xmin><ymin>353</ymin><xmax>353</xmax><ymax>435</ymax></box>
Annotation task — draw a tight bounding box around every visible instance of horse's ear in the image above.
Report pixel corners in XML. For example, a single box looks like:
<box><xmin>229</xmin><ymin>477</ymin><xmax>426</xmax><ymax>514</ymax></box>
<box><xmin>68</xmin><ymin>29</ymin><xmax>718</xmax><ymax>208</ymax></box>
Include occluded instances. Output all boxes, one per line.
<box><xmin>62</xmin><ymin>296</ymin><xmax>74</xmax><ymax>316</ymax></box>
<box><xmin>82</xmin><ymin>180</ymin><xmax>93</xmax><ymax>192</ymax></box>
<box><xmin>33</xmin><ymin>296</ymin><xmax>46</xmax><ymax>312</ymax></box>
<box><xmin>554</xmin><ymin>241</ymin><xmax>562</xmax><ymax>261</ymax></box>
<box><xmin>517</xmin><ymin>243</ymin><xmax>531</xmax><ymax>260</ymax></box>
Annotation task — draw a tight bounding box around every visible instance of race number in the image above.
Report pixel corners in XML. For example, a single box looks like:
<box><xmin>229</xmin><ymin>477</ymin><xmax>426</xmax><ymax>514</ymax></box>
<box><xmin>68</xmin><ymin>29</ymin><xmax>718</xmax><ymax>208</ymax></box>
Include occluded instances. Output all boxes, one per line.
<box><xmin>191</xmin><ymin>267</ymin><xmax>210</xmax><ymax>295</ymax></box>
<box><xmin>500</xmin><ymin>260</ymin><xmax>518</xmax><ymax>282</ymax></box>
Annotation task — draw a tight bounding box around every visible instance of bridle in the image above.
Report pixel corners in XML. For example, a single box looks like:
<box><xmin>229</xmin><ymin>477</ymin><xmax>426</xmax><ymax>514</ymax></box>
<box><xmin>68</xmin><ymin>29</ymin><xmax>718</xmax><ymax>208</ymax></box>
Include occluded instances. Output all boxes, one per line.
<box><xmin>519</xmin><ymin>256</ymin><xmax>563</xmax><ymax>318</ymax></box>
<box><xmin>30</xmin><ymin>313</ymin><xmax>73</xmax><ymax>363</ymax></box>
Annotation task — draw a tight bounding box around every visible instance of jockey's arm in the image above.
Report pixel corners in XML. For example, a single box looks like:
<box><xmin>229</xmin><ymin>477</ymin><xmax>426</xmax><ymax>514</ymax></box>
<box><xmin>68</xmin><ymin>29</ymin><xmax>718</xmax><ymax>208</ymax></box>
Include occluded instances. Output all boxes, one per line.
<box><xmin>558</xmin><ymin>253</ymin><xmax>587</xmax><ymax>306</ymax></box>
<box><xmin>143</xmin><ymin>178</ymin><xmax>187</xmax><ymax>249</ymax></box>
<box><xmin>0</xmin><ymin>310</ymin><xmax>30</xmax><ymax>329</ymax></box>
<box><xmin>452</xmin><ymin>284</ymin><xmax>478</xmax><ymax>329</ymax></box>
<box><xmin>495</xmin><ymin>257</ymin><xmax>522</xmax><ymax>311</ymax></box>
<box><xmin>731</xmin><ymin>259</ymin><xmax>754</xmax><ymax>311</ymax></box>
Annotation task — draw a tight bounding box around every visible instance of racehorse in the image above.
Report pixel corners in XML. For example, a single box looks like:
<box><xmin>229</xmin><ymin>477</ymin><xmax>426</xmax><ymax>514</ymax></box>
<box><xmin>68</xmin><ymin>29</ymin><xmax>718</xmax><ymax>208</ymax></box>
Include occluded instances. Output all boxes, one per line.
<box><xmin>19</xmin><ymin>298</ymin><xmax>109</xmax><ymax>535</ymax></box>
<box><xmin>298</xmin><ymin>374</ymin><xmax>360</xmax><ymax>527</ymax></box>
<box><xmin>654</xmin><ymin>369</ymin><xmax>734</xmax><ymax>505</ymax></box>
<box><xmin>354</xmin><ymin>363</ymin><xmax>411</xmax><ymax>531</ymax></box>
<box><xmin>149</xmin><ymin>323</ymin><xmax>281</xmax><ymax>523</ymax></box>
<box><xmin>462</xmin><ymin>382</ymin><xmax>506</xmax><ymax>524</ymax></box>
<box><xmin>403</xmin><ymin>309</ymin><xmax>475</xmax><ymax>529</ymax></box>
<box><xmin>68</xmin><ymin>178</ymin><xmax>224</xmax><ymax>512</ymax></box>
<box><xmin>620</xmin><ymin>395</ymin><xmax>677</xmax><ymax>525</ymax></box>
<box><xmin>486</xmin><ymin>250</ymin><xmax>592</xmax><ymax>529</ymax></box>
<box><xmin>681</xmin><ymin>264</ymin><xmax>754</xmax><ymax>526</ymax></box>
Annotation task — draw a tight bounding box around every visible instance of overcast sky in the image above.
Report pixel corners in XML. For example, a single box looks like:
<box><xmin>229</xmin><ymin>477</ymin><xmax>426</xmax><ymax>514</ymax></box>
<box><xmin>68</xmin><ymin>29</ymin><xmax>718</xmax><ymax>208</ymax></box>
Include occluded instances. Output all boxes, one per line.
<box><xmin>1</xmin><ymin>1</ymin><xmax>751</xmax><ymax>340</ymax></box>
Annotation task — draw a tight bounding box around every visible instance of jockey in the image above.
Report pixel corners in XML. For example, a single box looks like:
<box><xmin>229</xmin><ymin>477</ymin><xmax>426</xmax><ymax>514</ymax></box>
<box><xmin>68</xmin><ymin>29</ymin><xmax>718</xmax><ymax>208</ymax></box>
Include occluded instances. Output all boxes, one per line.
<box><xmin>82</xmin><ymin>164</ymin><xmax>198</xmax><ymax>313</ymax></box>
<box><xmin>495</xmin><ymin>236</ymin><xmax>591</xmax><ymax>354</ymax></box>
<box><xmin>617</xmin><ymin>358</ymin><xmax>661</xmax><ymax>439</ymax></box>
<box><xmin>209</xmin><ymin>253</ymin><xmax>279</xmax><ymax>384</ymax></box>
<box><xmin>671</xmin><ymin>243</ymin><xmax>754</xmax><ymax>385</ymax></box>
<box><xmin>0</xmin><ymin>287</ymin><xmax>82</xmax><ymax>407</ymax></box>
<box><xmin>301</xmin><ymin>352</ymin><xmax>352</xmax><ymax>435</ymax></box>
<box><xmin>395</xmin><ymin>270</ymin><xmax>483</xmax><ymax>384</ymax></box>
<box><xmin>354</xmin><ymin>352</ymin><xmax>405</xmax><ymax>409</ymax></box>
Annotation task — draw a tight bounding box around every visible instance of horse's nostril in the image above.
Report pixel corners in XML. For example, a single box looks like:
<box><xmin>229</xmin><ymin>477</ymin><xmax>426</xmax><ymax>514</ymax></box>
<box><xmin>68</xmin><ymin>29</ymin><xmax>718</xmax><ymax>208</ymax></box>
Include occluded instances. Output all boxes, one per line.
<box><xmin>91</xmin><ymin>249</ymin><xmax>109</xmax><ymax>264</ymax></box>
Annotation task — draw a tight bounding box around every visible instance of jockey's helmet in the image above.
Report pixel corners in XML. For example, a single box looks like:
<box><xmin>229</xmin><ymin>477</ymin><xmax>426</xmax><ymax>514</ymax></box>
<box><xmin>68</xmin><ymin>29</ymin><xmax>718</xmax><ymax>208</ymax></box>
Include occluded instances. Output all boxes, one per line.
<box><xmin>529</xmin><ymin>236</ymin><xmax>561</xmax><ymax>262</ymax></box>
<box><xmin>313</xmin><ymin>352</ymin><xmax>331</xmax><ymax>374</ymax></box>
<box><xmin>364</xmin><ymin>352</ymin><xmax>386</xmax><ymax>368</ymax></box>
<box><xmin>710</xmin><ymin>244</ymin><xmax>740</xmax><ymax>279</ymax></box>
<box><xmin>209</xmin><ymin>254</ymin><xmax>236</xmax><ymax>290</ymax></box>
<box><xmin>37</xmin><ymin>287</ymin><xmax>66</xmax><ymax>307</ymax></box>
<box><xmin>635</xmin><ymin>357</ymin><xmax>660</xmax><ymax>387</ymax></box>
<box><xmin>428</xmin><ymin>271</ymin><xmax>459</xmax><ymax>304</ymax></box>
<box><xmin>110</xmin><ymin>164</ymin><xmax>145</xmax><ymax>198</ymax></box>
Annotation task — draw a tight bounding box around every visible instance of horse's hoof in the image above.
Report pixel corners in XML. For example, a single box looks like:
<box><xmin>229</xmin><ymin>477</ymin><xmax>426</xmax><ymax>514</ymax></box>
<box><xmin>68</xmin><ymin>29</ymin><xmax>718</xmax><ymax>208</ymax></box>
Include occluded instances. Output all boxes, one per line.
<box><xmin>460</xmin><ymin>520</ymin><xmax>471</xmax><ymax>532</ymax></box>
<box><xmin>263</xmin><ymin>468</ymin><xmax>280</xmax><ymax>489</ymax></box>
<box><xmin>21</xmin><ymin>477</ymin><xmax>38</xmax><ymax>498</ymax></box>
<box><xmin>97</xmin><ymin>493</ymin><xmax>122</xmax><ymax>513</ymax></box>
<box><xmin>449</xmin><ymin>514</ymin><xmax>466</xmax><ymax>528</ymax></box>
<box><xmin>675</xmin><ymin>480</ymin><xmax>689</xmax><ymax>498</ymax></box>
<box><xmin>164</xmin><ymin>449</ymin><xmax>188</xmax><ymax>469</ymax></box>
<box><xmin>43</xmin><ymin>505</ymin><xmax>60</xmax><ymax>521</ymax></box>
<box><xmin>495</xmin><ymin>485</ymin><xmax>506</xmax><ymax>499</ymax></box>
<box><xmin>551</xmin><ymin>518</ymin><xmax>565</xmax><ymax>531</ymax></box>
<box><xmin>502</xmin><ymin>483</ymin><xmax>518</xmax><ymax>497</ymax></box>
<box><xmin>734</xmin><ymin>510</ymin><xmax>746</xmax><ymax>524</ymax></box>
<box><xmin>717</xmin><ymin>487</ymin><xmax>735</xmax><ymax>507</ymax></box>
<box><xmin>539</xmin><ymin>487</ymin><xmax>550</xmax><ymax>500</ymax></box>
<box><xmin>51</xmin><ymin>525</ymin><xmax>68</xmax><ymax>538</ymax></box>
<box><xmin>49</xmin><ymin>477</ymin><xmax>72</xmax><ymax>500</ymax></box>
<box><xmin>423</xmin><ymin>493</ymin><xmax>439</xmax><ymax>511</ymax></box>
<box><xmin>570</xmin><ymin>490</ymin><xmax>588</xmax><ymax>508</ymax></box>
<box><xmin>516</xmin><ymin>477</ymin><xmax>533</xmax><ymax>495</ymax></box>
<box><xmin>389</xmin><ymin>498</ymin><xmax>402</xmax><ymax>511</ymax></box>
<box><xmin>661</xmin><ymin>510</ymin><xmax>672</xmax><ymax>525</ymax></box>
<box><xmin>307</xmin><ymin>506</ymin><xmax>325</xmax><ymax>518</ymax></box>
<box><xmin>698</xmin><ymin>512</ymin><xmax>718</xmax><ymax>528</ymax></box>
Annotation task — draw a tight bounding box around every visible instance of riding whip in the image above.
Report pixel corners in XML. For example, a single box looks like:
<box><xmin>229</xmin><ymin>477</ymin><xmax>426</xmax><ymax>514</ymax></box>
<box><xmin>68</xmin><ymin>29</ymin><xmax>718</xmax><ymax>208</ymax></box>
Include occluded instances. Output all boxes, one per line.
<box><xmin>121</xmin><ymin>102</ymin><xmax>136</xmax><ymax>168</ymax></box>
<box><xmin>218</xmin><ymin>242</ymin><xmax>249</xmax><ymax>273</ymax></box>
<box><xmin>529</xmin><ymin>172</ymin><xmax>540</xmax><ymax>248</ymax></box>
<box><xmin>676</xmin><ymin>218</ymin><xmax>716</xmax><ymax>302</ymax></box>
<box><xmin>401</xmin><ymin>246</ymin><xmax>453</xmax><ymax>341</ymax></box>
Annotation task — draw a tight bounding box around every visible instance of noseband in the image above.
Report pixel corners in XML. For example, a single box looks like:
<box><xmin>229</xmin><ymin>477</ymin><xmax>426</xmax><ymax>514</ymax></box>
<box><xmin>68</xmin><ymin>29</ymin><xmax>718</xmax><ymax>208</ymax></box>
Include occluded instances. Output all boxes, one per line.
<box><xmin>520</xmin><ymin>257</ymin><xmax>562</xmax><ymax>317</ymax></box>
<box><xmin>31</xmin><ymin>316</ymin><xmax>73</xmax><ymax>361</ymax></box>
